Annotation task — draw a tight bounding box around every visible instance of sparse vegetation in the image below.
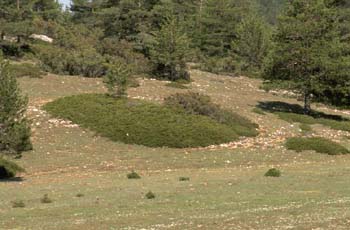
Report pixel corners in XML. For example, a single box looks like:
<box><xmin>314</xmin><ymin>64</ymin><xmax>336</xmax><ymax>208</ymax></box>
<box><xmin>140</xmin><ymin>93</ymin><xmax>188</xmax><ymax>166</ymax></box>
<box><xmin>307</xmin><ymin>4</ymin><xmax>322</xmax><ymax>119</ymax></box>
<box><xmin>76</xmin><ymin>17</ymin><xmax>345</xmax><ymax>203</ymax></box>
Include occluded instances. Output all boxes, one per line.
<box><xmin>44</xmin><ymin>94</ymin><xmax>241</xmax><ymax>148</ymax></box>
<box><xmin>286</xmin><ymin>137</ymin><xmax>349</xmax><ymax>155</ymax></box>
<box><xmin>11</xmin><ymin>200</ymin><xmax>25</xmax><ymax>208</ymax></box>
<box><xmin>299</xmin><ymin>124</ymin><xmax>312</xmax><ymax>133</ymax></box>
<box><xmin>40</xmin><ymin>194</ymin><xmax>53</xmax><ymax>204</ymax></box>
<box><xmin>165</xmin><ymin>82</ymin><xmax>189</xmax><ymax>89</ymax></box>
<box><xmin>0</xmin><ymin>158</ymin><xmax>25</xmax><ymax>179</ymax></box>
<box><xmin>264</xmin><ymin>168</ymin><xmax>281</xmax><ymax>177</ymax></box>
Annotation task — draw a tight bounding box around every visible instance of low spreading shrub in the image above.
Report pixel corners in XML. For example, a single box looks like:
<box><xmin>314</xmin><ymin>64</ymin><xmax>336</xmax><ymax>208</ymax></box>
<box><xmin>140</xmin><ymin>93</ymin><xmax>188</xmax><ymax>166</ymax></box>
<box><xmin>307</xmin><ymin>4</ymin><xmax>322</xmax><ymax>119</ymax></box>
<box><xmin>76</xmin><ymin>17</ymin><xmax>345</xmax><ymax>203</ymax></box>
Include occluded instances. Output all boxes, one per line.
<box><xmin>44</xmin><ymin>94</ymin><xmax>241</xmax><ymax>148</ymax></box>
<box><xmin>11</xmin><ymin>200</ymin><xmax>25</xmax><ymax>208</ymax></box>
<box><xmin>145</xmin><ymin>191</ymin><xmax>156</xmax><ymax>199</ymax></box>
<box><xmin>164</xmin><ymin>92</ymin><xmax>258</xmax><ymax>137</ymax></box>
<box><xmin>285</xmin><ymin>137</ymin><xmax>349</xmax><ymax>155</ymax></box>
<box><xmin>127</xmin><ymin>171</ymin><xmax>141</xmax><ymax>179</ymax></box>
<box><xmin>264</xmin><ymin>168</ymin><xmax>281</xmax><ymax>177</ymax></box>
<box><xmin>0</xmin><ymin>158</ymin><xmax>25</xmax><ymax>179</ymax></box>
<box><xmin>179</xmin><ymin>177</ymin><xmax>190</xmax><ymax>181</ymax></box>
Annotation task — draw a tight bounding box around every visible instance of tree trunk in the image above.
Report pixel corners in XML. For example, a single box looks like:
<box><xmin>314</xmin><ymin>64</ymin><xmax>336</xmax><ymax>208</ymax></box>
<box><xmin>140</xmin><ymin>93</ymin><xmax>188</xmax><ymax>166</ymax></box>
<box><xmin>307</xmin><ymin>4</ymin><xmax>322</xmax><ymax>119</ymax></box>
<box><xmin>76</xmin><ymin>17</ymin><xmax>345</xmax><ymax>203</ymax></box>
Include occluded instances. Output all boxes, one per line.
<box><xmin>17</xmin><ymin>0</ymin><xmax>20</xmax><ymax>10</ymax></box>
<box><xmin>304</xmin><ymin>93</ymin><xmax>311</xmax><ymax>114</ymax></box>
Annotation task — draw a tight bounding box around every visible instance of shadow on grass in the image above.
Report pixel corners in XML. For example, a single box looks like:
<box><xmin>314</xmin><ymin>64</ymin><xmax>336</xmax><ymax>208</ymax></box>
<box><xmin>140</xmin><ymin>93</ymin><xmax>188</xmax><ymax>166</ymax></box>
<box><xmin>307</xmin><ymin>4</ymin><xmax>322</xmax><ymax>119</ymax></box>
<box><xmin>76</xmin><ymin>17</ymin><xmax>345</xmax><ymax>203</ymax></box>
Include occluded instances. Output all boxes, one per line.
<box><xmin>257</xmin><ymin>101</ymin><xmax>348</xmax><ymax>121</ymax></box>
<box><xmin>0</xmin><ymin>177</ymin><xmax>24</xmax><ymax>183</ymax></box>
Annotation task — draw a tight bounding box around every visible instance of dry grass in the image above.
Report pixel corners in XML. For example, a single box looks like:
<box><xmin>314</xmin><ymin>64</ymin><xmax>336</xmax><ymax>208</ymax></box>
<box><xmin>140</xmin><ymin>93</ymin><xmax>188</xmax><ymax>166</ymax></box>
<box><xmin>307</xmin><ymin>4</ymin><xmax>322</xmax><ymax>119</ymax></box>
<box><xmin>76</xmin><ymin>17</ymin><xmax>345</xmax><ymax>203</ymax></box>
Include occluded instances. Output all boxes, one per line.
<box><xmin>1</xmin><ymin>70</ymin><xmax>350</xmax><ymax>229</ymax></box>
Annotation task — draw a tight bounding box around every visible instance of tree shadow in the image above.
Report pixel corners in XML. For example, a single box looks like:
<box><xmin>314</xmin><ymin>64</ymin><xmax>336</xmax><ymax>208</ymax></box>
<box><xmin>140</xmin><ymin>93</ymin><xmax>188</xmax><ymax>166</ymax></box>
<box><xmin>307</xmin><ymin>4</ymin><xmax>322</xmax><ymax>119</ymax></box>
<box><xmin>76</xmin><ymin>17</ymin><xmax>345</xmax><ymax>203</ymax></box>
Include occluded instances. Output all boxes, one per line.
<box><xmin>0</xmin><ymin>177</ymin><xmax>24</xmax><ymax>183</ymax></box>
<box><xmin>256</xmin><ymin>101</ymin><xmax>348</xmax><ymax>121</ymax></box>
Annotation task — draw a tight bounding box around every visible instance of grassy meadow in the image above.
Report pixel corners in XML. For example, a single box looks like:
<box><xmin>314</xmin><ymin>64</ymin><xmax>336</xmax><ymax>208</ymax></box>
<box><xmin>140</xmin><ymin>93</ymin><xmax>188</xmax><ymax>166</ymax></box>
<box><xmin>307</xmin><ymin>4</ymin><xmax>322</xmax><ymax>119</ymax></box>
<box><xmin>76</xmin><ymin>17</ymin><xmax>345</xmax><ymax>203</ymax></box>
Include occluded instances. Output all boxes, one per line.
<box><xmin>1</xmin><ymin>70</ymin><xmax>350</xmax><ymax>229</ymax></box>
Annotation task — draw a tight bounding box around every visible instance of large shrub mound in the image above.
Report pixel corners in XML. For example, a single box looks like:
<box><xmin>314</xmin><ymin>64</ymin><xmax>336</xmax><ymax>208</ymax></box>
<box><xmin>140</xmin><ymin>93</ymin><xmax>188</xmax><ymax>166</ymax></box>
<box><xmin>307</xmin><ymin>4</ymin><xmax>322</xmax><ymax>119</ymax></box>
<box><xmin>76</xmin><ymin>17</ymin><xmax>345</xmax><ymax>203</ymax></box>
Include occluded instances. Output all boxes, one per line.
<box><xmin>165</xmin><ymin>92</ymin><xmax>258</xmax><ymax>137</ymax></box>
<box><xmin>0</xmin><ymin>159</ymin><xmax>25</xmax><ymax>179</ymax></box>
<box><xmin>43</xmin><ymin>94</ymin><xmax>256</xmax><ymax>148</ymax></box>
<box><xmin>286</xmin><ymin>137</ymin><xmax>349</xmax><ymax>155</ymax></box>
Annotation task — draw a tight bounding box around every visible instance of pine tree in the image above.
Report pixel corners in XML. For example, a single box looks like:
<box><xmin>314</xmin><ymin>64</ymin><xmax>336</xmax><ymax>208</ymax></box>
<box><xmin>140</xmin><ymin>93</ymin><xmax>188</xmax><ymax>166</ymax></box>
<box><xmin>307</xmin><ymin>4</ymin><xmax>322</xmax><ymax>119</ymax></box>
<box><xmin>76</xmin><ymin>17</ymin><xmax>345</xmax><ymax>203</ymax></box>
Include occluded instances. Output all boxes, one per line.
<box><xmin>232</xmin><ymin>13</ymin><xmax>271</xmax><ymax>76</ymax></box>
<box><xmin>149</xmin><ymin>16</ymin><xmax>190</xmax><ymax>81</ymax></box>
<box><xmin>103</xmin><ymin>61</ymin><xmax>131</xmax><ymax>98</ymax></box>
<box><xmin>263</xmin><ymin>0</ymin><xmax>349</xmax><ymax>113</ymax></box>
<box><xmin>0</xmin><ymin>54</ymin><xmax>32</xmax><ymax>154</ymax></box>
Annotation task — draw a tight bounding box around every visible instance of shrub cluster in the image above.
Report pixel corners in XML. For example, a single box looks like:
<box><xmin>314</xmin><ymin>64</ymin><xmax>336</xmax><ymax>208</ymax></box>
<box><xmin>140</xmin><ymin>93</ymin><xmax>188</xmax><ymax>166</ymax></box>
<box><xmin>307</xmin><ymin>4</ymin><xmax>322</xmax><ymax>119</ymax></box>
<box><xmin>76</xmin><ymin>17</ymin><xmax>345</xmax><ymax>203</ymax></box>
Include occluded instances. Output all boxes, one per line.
<box><xmin>44</xmin><ymin>94</ymin><xmax>240</xmax><ymax>148</ymax></box>
<box><xmin>285</xmin><ymin>137</ymin><xmax>349</xmax><ymax>155</ymax></box>
<box><xmin>0</xmin><ymin>158</ymin><xmax>25</xmax><ymax>179</ymax></box>
<box><xmin>164</xmin><ymin>92</ymin><xmax>258</xmax><ymax>137</ymax></box>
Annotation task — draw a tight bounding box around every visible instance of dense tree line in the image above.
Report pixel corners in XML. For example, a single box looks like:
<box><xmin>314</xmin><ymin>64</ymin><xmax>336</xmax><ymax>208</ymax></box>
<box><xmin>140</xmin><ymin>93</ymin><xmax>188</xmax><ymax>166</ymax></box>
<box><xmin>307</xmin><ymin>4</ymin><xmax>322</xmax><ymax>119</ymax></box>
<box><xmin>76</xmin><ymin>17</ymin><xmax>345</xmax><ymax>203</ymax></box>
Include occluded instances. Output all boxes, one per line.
<box><xmin>0</xmin><ymin>0</ymin><xmax>349</xmax><ymax>111</ymax></box>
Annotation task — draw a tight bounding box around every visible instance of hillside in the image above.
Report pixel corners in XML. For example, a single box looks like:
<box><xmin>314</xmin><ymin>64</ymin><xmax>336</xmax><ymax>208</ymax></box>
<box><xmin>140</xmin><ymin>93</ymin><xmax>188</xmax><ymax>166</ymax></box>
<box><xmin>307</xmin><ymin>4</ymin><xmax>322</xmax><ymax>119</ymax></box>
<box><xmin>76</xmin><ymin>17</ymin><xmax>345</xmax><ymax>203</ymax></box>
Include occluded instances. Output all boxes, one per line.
<box><xmin>1</xmin><ymin>70</ymin><xmax>350</xmax><ymax>229</ymax></box>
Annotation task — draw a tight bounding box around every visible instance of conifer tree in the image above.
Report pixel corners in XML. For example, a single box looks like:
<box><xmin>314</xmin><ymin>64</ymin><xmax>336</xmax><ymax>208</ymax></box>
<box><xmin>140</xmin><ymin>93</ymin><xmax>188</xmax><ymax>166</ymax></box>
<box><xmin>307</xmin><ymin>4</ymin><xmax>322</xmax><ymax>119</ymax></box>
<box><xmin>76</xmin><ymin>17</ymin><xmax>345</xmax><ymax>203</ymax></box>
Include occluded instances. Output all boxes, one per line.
<box><xmin>232</xmin><ymin>13</ymin><xmax>271</xmax><ymax>76</ymax></box>
<box><xmin>263</xmin><ymin>0</ymin><xmax>349</xmax><ymax>112</ymax></box>
<box><xmin>149</xmin><ymin>16</ymin><xmax>190</xmax><ymax>81</ymax></box>
<box><xmin>0</xmin><ymin>54</ymin><xmax>32</xmax><ymax>154</ymax></box>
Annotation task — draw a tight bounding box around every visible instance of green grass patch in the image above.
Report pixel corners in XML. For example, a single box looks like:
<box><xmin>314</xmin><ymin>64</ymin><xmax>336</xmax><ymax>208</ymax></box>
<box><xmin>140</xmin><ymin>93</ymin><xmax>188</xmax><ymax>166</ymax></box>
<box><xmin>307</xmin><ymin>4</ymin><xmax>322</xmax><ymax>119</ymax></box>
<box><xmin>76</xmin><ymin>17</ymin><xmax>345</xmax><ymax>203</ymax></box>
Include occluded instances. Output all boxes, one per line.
<box><xmin>252</xmin><ymin>108</ymin><xmax>266</xmax><ymax>115</ymax></box>
<box><xmin>285</xmin><ymin>137</ymin><xmax>349</xmax><ymax>155</ymax></box>
<box><xmin>8</xmin><ymin>63</ymin><xmax>44</xmax><ymax>78</ymax></box>
<box><xmin>299</xmin><ymin>123</ymin><xmax>312</xmax><ymax>132</ymax></box>
<box><xmin>44</xmin><ymin>94</ymin><xmax>244</xmax><ymax>148</ymax></box>
<box><xmin>0</xmin><ymin>158</ymin><xmax>25</xmax><ymax>179</ymax></box>
<box><xmin>258</xmin><ymin>101</ymin><xmax>350</xmax><ymax>132</ymax></box>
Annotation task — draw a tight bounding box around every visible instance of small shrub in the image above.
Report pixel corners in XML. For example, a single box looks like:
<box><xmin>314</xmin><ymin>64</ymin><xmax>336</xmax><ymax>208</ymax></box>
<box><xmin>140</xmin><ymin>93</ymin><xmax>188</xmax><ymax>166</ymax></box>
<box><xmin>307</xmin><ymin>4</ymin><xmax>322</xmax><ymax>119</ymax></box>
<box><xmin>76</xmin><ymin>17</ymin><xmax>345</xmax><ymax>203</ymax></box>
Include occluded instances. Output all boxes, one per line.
<box><xmin>103</xmin><ymin>61</ymin><xmax>131</xmax><ymax>98</ymax></box>
<box><xmin>179</xmin><ymin>177</ymin><xmax>190</xmax><ymax>181</ymax></box>
<box><xmin>127</xmin><ymin>171</ymin><xmax>141</xmax><ymax>179</ymax></box>
<box><xmin>200</xmin><ymin>56</ymin><xmax>237</xmax><ymax>75</ymax></box>
<box><xmin>285</xmin><ymin>137</ymin><xmax>349</xmax><ymax>155</ymax></box>
<box><xmin>264</xmin><ymin>168</ymin><xmax>281</xmax><ymax>177</ymax></box>
<box><xmin>8</xmin><ymin>63</ymin><xmax>44</xmax><ymax>78</ymax></box>
<box><xmin>165</xmin><ymin>82</ymin><xmax>189</xmax><ymax>89</ymax></box>
<box><xmin>145</xmin><ymin>191</ymin><xmax>156</xmax><ymax>199</ymax></box>
<box><xmin>11</xmin><ymin>200</ymin><xmax>25</xmax><ymax>208</ymax></box>
<box><xmin>40</xmin><ymin>194</ymin><xmax>52</xmax><ymax>204</ymax></box>
<box><xmin>76</xmin><ymin>193</ymin><xmax>84</xmax><ymax>198</ymax></box>
<box><xmin>0</xmin><ymin>158</ymin><xmax>25</xmax><ymax>179</ymax></box>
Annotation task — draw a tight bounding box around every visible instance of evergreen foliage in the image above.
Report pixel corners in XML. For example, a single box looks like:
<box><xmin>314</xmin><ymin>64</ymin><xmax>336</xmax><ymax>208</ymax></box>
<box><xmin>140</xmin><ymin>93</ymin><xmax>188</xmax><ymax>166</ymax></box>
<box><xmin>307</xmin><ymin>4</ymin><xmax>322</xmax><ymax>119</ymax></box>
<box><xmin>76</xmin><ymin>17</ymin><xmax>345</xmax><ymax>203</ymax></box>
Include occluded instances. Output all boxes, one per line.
<box><xmin>149</xmin><ymin>16</ymin><xmax>190</xmax><ymax>81</ymax></box>
<box><xmin>103</xmin><ymin>61</ymin><xmax>131</xmax><ymax>98</ymax></box>
<box><xmin>0</xmin><ymin>158</ymin><xmax>25</xmax><ymax>179</ymax></box>
<box><xmin>0</xmin><ymin>55</ymin><xmax>32</xmax><ymax>154</ymax></box>
<box><xmin>263</xmin><ymin>0</ymin><xmax>350</xmax><ymax>112</ymax></box>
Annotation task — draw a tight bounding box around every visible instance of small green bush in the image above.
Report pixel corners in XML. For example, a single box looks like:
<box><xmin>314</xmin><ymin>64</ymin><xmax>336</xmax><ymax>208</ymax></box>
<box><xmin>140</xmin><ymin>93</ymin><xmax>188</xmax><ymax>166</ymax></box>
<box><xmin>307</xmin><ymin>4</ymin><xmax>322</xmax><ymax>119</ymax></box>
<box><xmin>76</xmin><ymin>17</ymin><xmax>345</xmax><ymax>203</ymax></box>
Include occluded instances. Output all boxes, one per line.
<box><xmin>40</xmin><ymin>194</ymin><xmax>53</xmax><ymax>204</ymax></box>
<box><xmin>44</xmin><ymin>94</ymin><xmax>240</xmax><ymax>148</ymax></box>
<box><xmin>285</xmin><ymin>137</ymin><xmax>349</xmax><ymax>155</ymax></box>
<box><xmin>8</xmin><ymin>63</ymin><xmax>43</xmax><ymax>78</ymax></box>
<box><xmin>11</xmin><ymin>200</ymin><xmax>25</xmax><ymax>208</ymax></box>
<box><xmin>127</xmin><ymin>171</ymin><xmax>141</xmax><ymax>179</ymax></box>
<box><xmin>164</xmin><ymin>92</ymin><xmax>258</xmax><ymax>137</ymax></box>
<box><xmin>264</xmin><ymin>168</ymin><xmax>281</xmax><ymax>177</ymax></box>
<box><xmin>145</xmin><ymin>191</ymin><xmax>156</xmax><ymax>199</ymax></box>
<box><xmin>0</xmin><ymin>158</ymin><xmax>25</xmax><ymax>179</ymax></box>
<box><xmin>179</xmin><ymin>177</ymin><xmax>190</xmax><ymax>181</ymax></box>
